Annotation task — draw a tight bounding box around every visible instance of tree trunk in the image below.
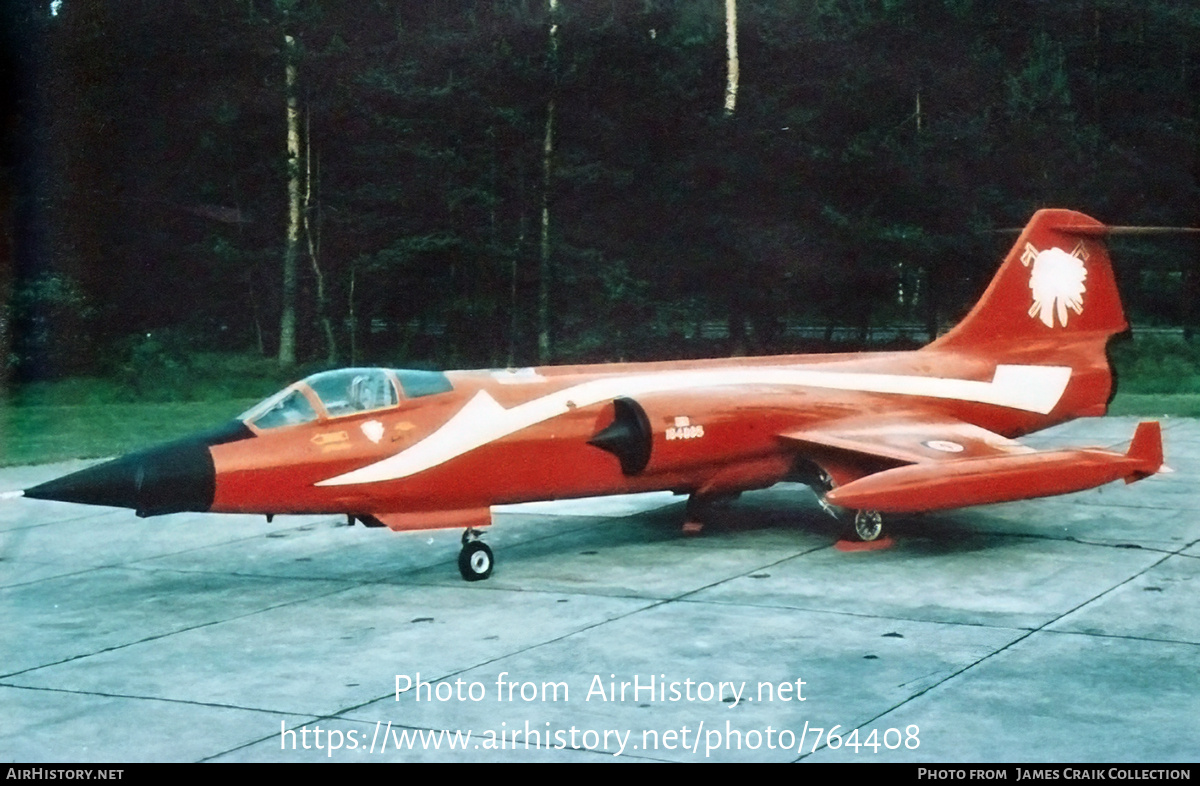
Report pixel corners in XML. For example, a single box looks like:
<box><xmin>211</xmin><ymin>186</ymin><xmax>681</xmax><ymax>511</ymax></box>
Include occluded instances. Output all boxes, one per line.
<box><xmin>304</xmin><ymin>106</ymin><xmax>337</xmax><ymax>366</ymax></box>
<box><xmin>538</xmin><ymin>98</ymin><xmax>555</xmax><ymax>364</ymax></box>
<box><xmin>538</xmin><ymin>0</ymin><xmax>559</xmax><ymax>365</ymax></box>
<box><xmin>724</xmin><ymin>0</ymin><xmax>739</xmax><ymax>117</ymax></box>
<box><xmin>722</xmin><ymin>0</ymin><xmax>744</xmax><ymax>354</ymax></box>
<box><xmin>248</xmin><ymin>267</ymin><xmax>266</xmax><ymax>356</ymax></box>
<box><xmin>510</xmin><ymin>160</ymin><xmax>527</xmax><ymax>367</ymax></box>
<box><xmin>348</xmin><ymin>264</ymin><xmax>358</xmax><ymax>365</ymax></box>
<box><xmin>279</xmin><ymin>32</ymin><xmax>300</xmax><ymax>367</ymax></box>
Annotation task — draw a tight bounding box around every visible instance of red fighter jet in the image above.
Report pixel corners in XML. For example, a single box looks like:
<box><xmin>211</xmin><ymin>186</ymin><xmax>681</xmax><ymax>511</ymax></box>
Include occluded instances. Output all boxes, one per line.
<box><xmin>21</xmin><ymin>209</ymin><xmax>1167</xmax><ymax>581</ymax></box>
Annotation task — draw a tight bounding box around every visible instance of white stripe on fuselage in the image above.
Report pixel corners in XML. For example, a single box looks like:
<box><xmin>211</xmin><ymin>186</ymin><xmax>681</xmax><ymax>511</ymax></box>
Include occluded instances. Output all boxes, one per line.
<box><xmin>315</xmin><ymin>364</ymin><xmax>1071</xmax><ymax>486</ymax></box>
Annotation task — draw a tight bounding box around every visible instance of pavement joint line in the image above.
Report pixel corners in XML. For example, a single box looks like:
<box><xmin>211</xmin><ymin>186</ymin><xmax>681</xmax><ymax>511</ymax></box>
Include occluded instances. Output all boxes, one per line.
<box><xmin>1035</xmin><ymin>626</ymin><xmax>1200</xmax><ymax>648</ymax></box>
<box><xmin>0</xmin><ymin>559</ymin><xmax>369</xmax><ymax>591</ymax></box>
<box><xmin>118</xmin><ymin>562</ymin><xmax>421</xmax><ymax>587</ymax></box>
<box><xmin>363</xmin><ymin>575</ymin><xmax>687</xmax><ymax>602</ymax></box>
<box><xmin>0</xmin><ymin>582</ymin><xmax>358</xmax><ymax>681</ymax></box>
<box><xmin>674</xmin><ymin>595</ymin><xmax>1043</xmax><ymax>632</ymax></box>
<box><xmin>0</xmin><ymin>681</ymin><xmax>321</xmax><ymax>721</ymax></box>
<box><xmin>0</xmin><ymin>565</ymin><xmax>123</xmax><ymax>591</ymax></box>
<box><xmin>284</xmin><ymin>530</ymin><xmax>682</xmax><ymax>593</ymax></box>
<box><xmin>0</xmin><ymin>519</ymin><xmax>346</xmax><ymax>590</ymax></box>
<box><xmin>974</xmin><ymin>530</ymin><xmax>1184</xmax><ymax>555</ymax></box>
<box><xmin>201</xmin><ymin>716</ymin><xmax>671</xmax><ymax>763</ymax></box>
<box><xmin>899</xmin><ymin>668</ymin><xmax>957</xmax><ymax>691</ymax></box>
<box><xmin>346</xmin><ymin>520</ymin><xmax>792</xmax><ymax>592</ymax></box>
<box><xmin>123</xmin><ymin>563</ymin><xmax>370</xmax><ymax>582</ymax></box>
<box><xmin>204</xmin><ymin>541</ymin><xmax>836</xmax><ymax>761</ymax></box>
<box><xmin>139</xmin><ymin>533</ymin><xmax>633</xmax><ymax>593</ymax></box>
<box><xmin>362</xmin><ymin>537</ymin><xmax>831</xmax><ymax>597</ymax></box>
<box><xmin>1022</xmin><ymin>499</ymin><xmax>1200</xmax><ymax>512</ymax></box>
<box><xmin>0</xmin><ymin>508</ymin><xmax>125</xmax><ymax>533</ymax></box>
<box><xmin>791</xmin><ymin>533</ymin><xmax>1200</xmax><ymax>762</ymax></box>
<box><xmin>117</xmin><ymin>560</ymin><xmax>696</xmax><ymax>604</ymax></box>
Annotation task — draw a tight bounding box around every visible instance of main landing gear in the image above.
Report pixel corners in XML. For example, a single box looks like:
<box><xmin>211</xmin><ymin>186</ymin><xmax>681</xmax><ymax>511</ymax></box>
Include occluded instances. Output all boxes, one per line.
<box><xmin>851</xmin><ymin>509</ymin><xmax>884</xmax><ymax>542</ymax></box>
<box><xmin>681</xmin><ymin>492</ymin><xmax>742</xmax><ymax>535</ymax></box>
<box><xmin>809</xmin><ymin>469</ymin><xmax>885</xmax><ymax>542</ymax></box>
<box><xmin>458</xmin><ymin>528</ymin><xmax>493</xmax><ymax>582</ymax></box>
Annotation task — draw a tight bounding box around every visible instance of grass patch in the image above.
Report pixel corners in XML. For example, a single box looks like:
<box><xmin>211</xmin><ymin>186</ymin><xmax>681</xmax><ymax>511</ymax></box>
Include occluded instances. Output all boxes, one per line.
<box><xmin>1107</xmin><ymin>393</ymin><xmax>1200</xmax><ymax>418</ymax></box>
<box><xmin>1105</xmin><ymin>334</ymin><xmax>1200</xmax><ymax>416</ymax></box>
<box><xmin>1109</xmin><ymin>334</ymin><xmax>1200</xmax><ymax>395</ymax></box>
<box><xmin>0</xmin><ymin>352</ymin><xmax>298</xmax><ymax>466</ymax></box>
<box><xmin>0</xmin><ymin>400</ymin><xmax>260</xmax><ymax>466</ymax></box>
<box><xmin>10</xmin><ymin>352</ymin><xmax>299</xmax><ymax>407</ymax></box>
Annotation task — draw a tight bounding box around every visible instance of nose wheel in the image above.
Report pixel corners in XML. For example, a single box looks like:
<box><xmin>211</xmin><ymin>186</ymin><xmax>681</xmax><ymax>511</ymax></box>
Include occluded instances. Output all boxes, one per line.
<box><xmin>459</xmin><ymin>529</ymin><xmax>493</xmax><ymax>581</ymax></box>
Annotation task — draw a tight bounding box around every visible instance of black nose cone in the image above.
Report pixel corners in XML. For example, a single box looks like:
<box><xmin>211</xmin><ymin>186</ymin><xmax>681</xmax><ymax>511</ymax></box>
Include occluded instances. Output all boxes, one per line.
<box><xmin>24</xmin><ymin>421</ymin><xmax>252</xmax><ymax>517</ymax></box>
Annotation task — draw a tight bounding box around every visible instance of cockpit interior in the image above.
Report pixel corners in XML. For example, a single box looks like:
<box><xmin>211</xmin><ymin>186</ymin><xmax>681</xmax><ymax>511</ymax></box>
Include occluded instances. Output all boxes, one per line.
<box><xmin>239</xmin><ymin>368</ymin><xmax>453</xmax><ymax>430</ymax></box>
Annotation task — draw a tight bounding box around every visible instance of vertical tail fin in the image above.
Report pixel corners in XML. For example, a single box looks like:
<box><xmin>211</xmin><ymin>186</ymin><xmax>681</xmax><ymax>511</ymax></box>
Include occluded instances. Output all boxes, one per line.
<box><xmin>931</xmin><ymin>209</ymin><xmax>1128</xmax><ymax>351</ymax></box>
<box><xmin>927</xmin><ymin>209</ymin><xmax>1129</xmax><ymax>421</ymax></box>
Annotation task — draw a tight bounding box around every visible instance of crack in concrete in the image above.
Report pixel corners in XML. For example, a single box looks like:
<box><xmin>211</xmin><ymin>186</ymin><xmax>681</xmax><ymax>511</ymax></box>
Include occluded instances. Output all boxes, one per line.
<box><xmin>792</xmin><ymin>534</ymin><xmax>1200</xmax><ymax>761</ymax></box>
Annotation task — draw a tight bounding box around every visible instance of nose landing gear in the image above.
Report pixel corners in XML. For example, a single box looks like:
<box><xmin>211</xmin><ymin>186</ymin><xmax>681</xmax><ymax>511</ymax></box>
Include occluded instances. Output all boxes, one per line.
<box><xmin>459</xmin><ymin>528</ymin><xmax>493</xmax><ymax>581</ymax></box>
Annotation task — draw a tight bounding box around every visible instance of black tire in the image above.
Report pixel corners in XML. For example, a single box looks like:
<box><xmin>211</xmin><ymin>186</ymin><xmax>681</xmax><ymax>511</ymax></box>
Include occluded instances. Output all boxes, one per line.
<box><xmin>458</xmin><ymin>541</ymin><xmax>494</xmax><ymax>581</ymax></box>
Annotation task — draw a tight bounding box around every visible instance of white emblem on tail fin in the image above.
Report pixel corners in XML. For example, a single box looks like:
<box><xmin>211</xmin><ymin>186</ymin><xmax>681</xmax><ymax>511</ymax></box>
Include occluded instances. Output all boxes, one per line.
<box><xmin>1020</xmin><ymin>244</ymin><xmax>1087</xmax><ymax>328</ymax></box>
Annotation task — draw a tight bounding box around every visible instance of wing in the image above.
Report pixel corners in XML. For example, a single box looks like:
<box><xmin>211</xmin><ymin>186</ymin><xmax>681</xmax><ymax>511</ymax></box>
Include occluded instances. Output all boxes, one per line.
<box><xmin>780</xmin><ymin>417</ymin><xmax>1163</xmax><ymax>514</ymax></box>
<box><xmin>781</xmin><ymin>417</ymin><xmax>1034</xmax><ymax>468</ymax></box>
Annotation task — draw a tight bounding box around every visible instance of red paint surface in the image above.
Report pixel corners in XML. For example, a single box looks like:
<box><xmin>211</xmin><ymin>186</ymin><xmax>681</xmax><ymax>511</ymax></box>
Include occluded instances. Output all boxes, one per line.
<box><xmin>835</xmin><ymin>536</ymin><xmax>897</xmax><ymax>552</ymax></box>
<box><xmin>194</xmin><ymin>210</ymin><xmax>1160</xmax><ymax>531</ymax></box>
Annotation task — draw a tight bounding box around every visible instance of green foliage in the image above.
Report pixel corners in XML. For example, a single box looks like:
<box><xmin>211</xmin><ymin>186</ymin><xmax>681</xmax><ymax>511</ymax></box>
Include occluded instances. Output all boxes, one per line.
<box><xmin>8</xmin><ymin>274</ymin><xmax>97</xmax><ymax>379</ymax></box>
<box><xmin>1005</xmin><ymin>33</ymin><xmax>1073</xmax><ymax>116</ymax></box>
<box><xmin>9</xmin><ymin>0</ymin><xmax>1200</xmax><ymax>382</ymax></box>
<box><xmin>1110</xmin><ymin>335</ymin><xmax>1200</xmax><ymax>395</ymax></box>
<box><xmin>0</xmin><ymin>400</ymin><xmax>264</xmax><ymax>467</ymax></box>
<box><xmin>1108</xmin><ymin>394</ymin><xmax>1200</xmax><ymax>418</ymax></box>
<box><xmin>11</xmin><ymin>351</ymin><xmax>296</xmax><ymax>407</ymax></box>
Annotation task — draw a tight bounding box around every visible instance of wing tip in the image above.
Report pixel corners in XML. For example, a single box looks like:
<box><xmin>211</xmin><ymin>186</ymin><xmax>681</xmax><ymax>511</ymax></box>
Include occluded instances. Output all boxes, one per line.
<box><xmin>1124</xmin><ymin>420</ymin><xmax>1165</xmax><ymax>481</ymax></box>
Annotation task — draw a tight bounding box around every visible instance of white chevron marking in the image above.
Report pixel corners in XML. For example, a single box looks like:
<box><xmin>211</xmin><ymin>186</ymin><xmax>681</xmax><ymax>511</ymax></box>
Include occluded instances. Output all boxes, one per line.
<box><xmin>316</xmin><ymin>364</ymin><xmax>1071</xmax><ymax>486</ymax></box>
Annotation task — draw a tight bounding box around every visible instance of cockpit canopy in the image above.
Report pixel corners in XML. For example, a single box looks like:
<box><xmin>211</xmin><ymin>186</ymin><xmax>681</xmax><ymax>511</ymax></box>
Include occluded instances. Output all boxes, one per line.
<box><xmin>239</xmin><ymin>368</ymin><xmax>453</xmax><ymax>430</ymax></box>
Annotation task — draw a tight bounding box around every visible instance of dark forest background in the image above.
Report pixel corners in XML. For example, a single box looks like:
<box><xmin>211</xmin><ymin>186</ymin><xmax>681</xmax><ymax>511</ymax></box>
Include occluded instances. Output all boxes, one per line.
<box><xmin>3</xmin><ymin>0</ymin><xmax>1200</xmax><ymax>389</ymax></box>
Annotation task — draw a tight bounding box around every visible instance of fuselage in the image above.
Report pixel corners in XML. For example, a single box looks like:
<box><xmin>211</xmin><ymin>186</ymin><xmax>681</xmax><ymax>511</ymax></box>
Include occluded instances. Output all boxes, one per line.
<box><xmin>207</xmin><ymin>338</ymin><xmax>1112</xmax><ymax>520</ymax></box>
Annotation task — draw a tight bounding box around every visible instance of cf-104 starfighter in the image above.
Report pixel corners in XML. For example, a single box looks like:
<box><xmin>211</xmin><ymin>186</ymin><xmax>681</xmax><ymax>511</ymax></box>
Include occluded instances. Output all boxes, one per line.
<box><xmin>19</xmin><ymin>209</ymin><xmax>1166</xmax><ymax>580</ymax></box>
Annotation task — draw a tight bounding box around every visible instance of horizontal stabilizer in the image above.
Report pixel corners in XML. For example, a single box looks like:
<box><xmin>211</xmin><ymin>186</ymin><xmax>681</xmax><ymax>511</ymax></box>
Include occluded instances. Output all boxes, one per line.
<box><xmin>826</xmin><ymin>422</ymin><xmax>1163</xmax><ymax>513</ymax></box>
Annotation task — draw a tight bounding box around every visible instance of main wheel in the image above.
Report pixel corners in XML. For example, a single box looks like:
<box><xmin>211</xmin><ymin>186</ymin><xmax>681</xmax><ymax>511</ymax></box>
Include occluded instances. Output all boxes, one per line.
<box><xmin>458</xmin><ymin>540</ymin><xmax>494</xmax><ymax>581</ymax></box>
<box><xmin>853</xmin><ymin>510</ymin><xmax>884</xmax><ymax>542</ymax></box>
